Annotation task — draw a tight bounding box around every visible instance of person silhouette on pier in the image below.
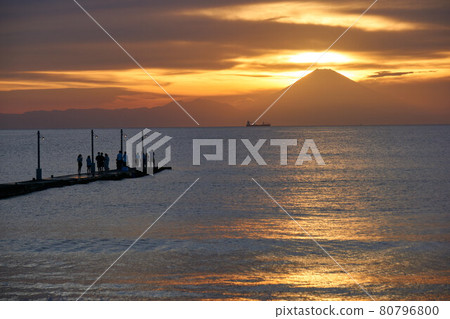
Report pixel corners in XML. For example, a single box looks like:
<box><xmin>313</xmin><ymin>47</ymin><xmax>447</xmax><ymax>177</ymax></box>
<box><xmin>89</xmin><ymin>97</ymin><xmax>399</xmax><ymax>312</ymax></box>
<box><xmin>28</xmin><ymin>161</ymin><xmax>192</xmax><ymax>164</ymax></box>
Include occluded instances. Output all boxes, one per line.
<box><xmin>142</xmin><ymin>152</ymin><xmax>147</xmax><ymax>173</ymax></box>
<box><xmin>96</xmin><ymin>152</ymin><xmax>105</xmax><ymax>172</ymax></box>
<box><xmin>77</xmin><ymin>154</ymin><xmax>83</xmax><ymax>175</ymax></box>
<box><xmin>86</xmin><ymin>156</ymin><xmax>92</xmax><ymax>174</ymax></box>
<box><xmin>135</xmin><ymin>152</ymin><xmax>140</xmax><ymax>167</ymax></box>
<box><xmin>100</xmin><ymin>152</ymin><xmax>105</xmax><ymax>172</ymax></box>
<box><xmin>122</xmin><ymin>151</ymin><xmax>128</xmax><ymax>170</ymax></box>
<box><xmin>104</xmin><ymin>153</ymin><xmax>110</xmax><ymax>171</ymax></box>
<box><xmin>116</xmin><ymin>151</ymin><xmax>123</xmax><ymax>170</ymax></box>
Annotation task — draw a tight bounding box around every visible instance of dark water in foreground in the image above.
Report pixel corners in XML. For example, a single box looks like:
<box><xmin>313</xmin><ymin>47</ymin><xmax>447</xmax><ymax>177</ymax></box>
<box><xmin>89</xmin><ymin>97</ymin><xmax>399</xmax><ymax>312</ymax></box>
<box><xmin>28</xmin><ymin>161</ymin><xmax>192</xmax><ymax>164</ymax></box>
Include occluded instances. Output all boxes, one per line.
<box><xmin>0</xmin><ymin>126</ymin><xmax>449</xmax><ymax>300</ymax></box>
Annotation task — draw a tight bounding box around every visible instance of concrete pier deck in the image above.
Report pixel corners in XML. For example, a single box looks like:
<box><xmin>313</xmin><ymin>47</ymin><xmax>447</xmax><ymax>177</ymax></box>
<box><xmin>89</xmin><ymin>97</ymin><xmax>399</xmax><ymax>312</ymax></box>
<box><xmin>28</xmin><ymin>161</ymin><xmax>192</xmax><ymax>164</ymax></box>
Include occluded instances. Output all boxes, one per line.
<box><xmin>0</xmin><ymin>166</ymin><xmax>170</xmax><ymax>200</ymax></box>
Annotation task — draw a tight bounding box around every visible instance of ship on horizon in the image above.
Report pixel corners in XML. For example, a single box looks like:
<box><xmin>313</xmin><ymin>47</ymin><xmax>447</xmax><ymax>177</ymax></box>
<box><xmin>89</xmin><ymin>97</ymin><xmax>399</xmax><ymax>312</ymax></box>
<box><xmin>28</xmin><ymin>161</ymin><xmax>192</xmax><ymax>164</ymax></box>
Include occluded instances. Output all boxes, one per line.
<box><xmin>246</xmin><ymin>120</ymin><xmax>271</xmax><ymax>127</ymax></box>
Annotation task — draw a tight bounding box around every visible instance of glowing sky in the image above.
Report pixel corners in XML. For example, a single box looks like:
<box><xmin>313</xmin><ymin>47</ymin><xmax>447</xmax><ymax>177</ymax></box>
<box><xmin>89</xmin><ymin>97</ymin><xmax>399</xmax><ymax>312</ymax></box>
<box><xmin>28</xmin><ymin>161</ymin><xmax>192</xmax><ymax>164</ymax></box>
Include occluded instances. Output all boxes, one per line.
<box><xmin>1</xmin><ymin>0</ymin><xmax>449</xmax><ymax>113</ymax></box>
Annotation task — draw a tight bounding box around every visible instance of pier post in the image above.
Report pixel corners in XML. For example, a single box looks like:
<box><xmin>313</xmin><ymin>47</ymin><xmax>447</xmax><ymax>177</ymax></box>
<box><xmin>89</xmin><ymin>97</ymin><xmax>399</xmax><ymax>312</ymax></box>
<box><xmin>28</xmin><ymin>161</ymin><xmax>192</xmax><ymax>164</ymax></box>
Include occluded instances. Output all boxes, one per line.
<box><xmin>141</xmin><ymin>131</ymin><xmax>145</xmax><ymax>173</ymax></box>
<box><xmin>91</xmin><ymin>129</ymin><xmax>95</xmax><ymax>175</ymax></box>
<box><xmin>152</xmin><ymin>151</ymin><xmax>156</xmax><ymax>174</ymax></box>
<box><xmin>36</xmin><ymin>131</ymin><xmax>42</xmax><ymax>180</ymax></box>
<box><xmin>120</xmin><ymin>129</ymin><xmax>123</xmax><ymax>154</ymax></box>
<box><xmin>143</xmin><ymin>152</ymin><xmax>147</xmax><ymax>174</ymax></box>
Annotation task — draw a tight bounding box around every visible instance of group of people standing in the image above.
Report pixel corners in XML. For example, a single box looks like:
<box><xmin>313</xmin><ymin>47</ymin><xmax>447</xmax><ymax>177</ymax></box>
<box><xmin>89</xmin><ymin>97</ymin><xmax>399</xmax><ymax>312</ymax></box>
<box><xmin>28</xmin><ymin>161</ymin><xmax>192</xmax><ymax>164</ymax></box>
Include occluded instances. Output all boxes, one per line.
<box><xmin>95</xmin><ymin>152</ymin><xmax>109</xmax><ymax>172</ymax></box>
<box><xmin>76</xmin><ymin>152</ymin><xmax>111</xmax><ymax>175</ymax></box>
<box><xmin>115</xmin><ymin>151</ymin><xmax>128</xmax><ymax>170</ymax></box>
<box><xmin>77</xmin><ymin>150</ymin><xmax>129</xmax><ymax>175</ymax></box>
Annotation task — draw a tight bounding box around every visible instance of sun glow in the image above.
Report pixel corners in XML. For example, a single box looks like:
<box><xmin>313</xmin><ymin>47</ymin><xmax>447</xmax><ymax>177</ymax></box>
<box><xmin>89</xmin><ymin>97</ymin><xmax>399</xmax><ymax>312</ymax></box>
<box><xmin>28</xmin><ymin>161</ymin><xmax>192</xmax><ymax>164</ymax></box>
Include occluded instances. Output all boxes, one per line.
<box><xmin>288</xmin><ymin>52</ymin><xmax>352</xmax><ymax>64</ymax></box>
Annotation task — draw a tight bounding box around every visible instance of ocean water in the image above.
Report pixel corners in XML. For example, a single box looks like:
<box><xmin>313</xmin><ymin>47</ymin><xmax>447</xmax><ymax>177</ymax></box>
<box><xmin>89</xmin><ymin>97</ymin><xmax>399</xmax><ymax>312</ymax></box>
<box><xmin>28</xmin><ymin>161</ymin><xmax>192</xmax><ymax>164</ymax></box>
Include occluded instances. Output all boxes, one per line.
<box><xmin>0</xmin><ymin>126</ymin><xmax>449</xmax><ymax>300</ymax></box>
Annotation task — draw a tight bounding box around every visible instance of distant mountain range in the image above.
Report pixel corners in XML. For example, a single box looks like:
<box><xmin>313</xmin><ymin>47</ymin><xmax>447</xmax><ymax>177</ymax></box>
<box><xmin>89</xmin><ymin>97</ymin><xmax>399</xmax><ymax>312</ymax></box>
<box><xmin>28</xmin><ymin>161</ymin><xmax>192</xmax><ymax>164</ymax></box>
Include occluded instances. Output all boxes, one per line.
<box><xmin>1</xmin><ymin>69</ymin><xmax>448</xmax><ymax>128</ymax></box>
<box><xmin>0</xmin><ymin>99</ymin><xmax>240</xmax><ymax>129</ymax></box>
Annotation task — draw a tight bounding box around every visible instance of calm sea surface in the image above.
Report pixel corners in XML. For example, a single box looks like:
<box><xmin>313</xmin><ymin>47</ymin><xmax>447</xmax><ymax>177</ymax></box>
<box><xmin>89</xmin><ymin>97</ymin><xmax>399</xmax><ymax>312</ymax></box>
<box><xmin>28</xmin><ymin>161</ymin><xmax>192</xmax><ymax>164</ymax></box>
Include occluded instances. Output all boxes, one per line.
<box><xmin>0</xmin><ymin>126</ymin><xmax>449</xmax><ymax>300</ymax></box>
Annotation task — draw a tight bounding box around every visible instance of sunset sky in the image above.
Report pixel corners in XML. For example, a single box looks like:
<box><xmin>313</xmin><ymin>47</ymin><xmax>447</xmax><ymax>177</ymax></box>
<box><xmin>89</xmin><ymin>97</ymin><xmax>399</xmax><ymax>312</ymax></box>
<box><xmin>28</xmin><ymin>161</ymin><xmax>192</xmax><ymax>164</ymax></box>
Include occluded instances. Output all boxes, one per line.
<box><xmin>1</xmin><ymin>0</ymin><xmax>449</xmax><ymax>113</ymax></box>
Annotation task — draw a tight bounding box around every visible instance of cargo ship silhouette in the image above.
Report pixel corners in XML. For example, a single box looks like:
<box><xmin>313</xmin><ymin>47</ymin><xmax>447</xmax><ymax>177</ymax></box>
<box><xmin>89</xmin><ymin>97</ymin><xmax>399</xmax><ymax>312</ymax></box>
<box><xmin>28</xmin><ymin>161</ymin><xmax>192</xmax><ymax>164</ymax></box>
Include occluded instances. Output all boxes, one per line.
<box><xmin>246</xmin><ymin>120</ymin><xmax>271</xmax><ymax>127</ymax></box>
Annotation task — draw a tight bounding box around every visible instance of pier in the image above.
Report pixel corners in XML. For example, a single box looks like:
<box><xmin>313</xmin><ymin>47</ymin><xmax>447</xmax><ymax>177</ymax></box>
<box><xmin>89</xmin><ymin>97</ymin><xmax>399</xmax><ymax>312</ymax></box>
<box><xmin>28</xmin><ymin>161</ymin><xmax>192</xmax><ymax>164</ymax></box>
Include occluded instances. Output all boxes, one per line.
<box><xmin>0</xmin><ymin>129</ymin><xmax>172</xmax><ymax>200</ymax></box>
<box><xmin>0</xmin><ymin>166</ymin><xmax>171</xmax><ymax>200</ymax></box>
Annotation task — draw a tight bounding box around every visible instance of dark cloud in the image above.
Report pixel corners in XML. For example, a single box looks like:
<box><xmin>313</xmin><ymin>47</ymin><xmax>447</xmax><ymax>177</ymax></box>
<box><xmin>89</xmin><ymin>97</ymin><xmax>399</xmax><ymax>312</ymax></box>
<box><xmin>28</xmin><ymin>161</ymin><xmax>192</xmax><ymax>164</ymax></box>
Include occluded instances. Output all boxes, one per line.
<box><xmin>343</xmin><ymin>0</ymin><xmax>450</xmax><ymax>27</ymax></box>
<box><xmin>1</xmin><ymin>0</ymin><xmax>449</xmax><ymax>72</ymax></box>
<box><xmin>368</xmin><ymin>71</ymin><xmax>414</xmax><ymax>78</ymax></box>
<box><xmin>0</xmin><ymin>87</ymin><xmax>170</xmax><ymax>113</ymax></box>
<box><xmin>1</xmin><ymin>71</ymin><xmax>117</xmax><ymax>86</ymax></box>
